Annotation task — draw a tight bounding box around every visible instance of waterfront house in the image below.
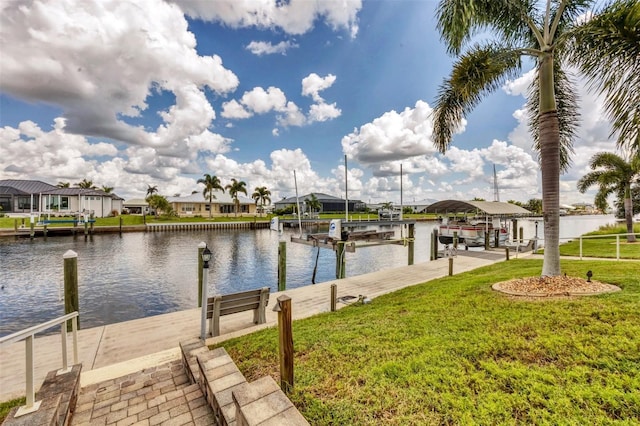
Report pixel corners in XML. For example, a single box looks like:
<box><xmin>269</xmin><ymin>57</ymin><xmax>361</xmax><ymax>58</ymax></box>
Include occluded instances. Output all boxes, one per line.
<box><xmin>123</xmin><ymin>198</ymin><xmax>151</xmax><ymax>215</ymax></box>
<box><xmin>167</xmin><ymin>191</ymin><xmax>256</xmax><ymax>217</ymax></box>
<box><xmin>0</xmin><ymin>179</ymin><xmax>123</xmax><ymax>218</ymax></box>
<box><xmin>274</xmin><ymin>193</ymin><xmax>365</xmax><ymax>214</ymax></box>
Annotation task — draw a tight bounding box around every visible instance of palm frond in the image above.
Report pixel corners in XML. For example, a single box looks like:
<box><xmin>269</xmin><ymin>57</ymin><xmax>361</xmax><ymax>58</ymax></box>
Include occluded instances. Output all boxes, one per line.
<box><xmin>436</xmin><ymin>0</ymin><xmax>538</xmax><ymax>54</ymax></box>
<box><xmin>566</xmin><ymin>0</ymin><xmax>640</xmax><ymax>150</ymax></box>
<box><xmin>432</xmin><ymin>44</ymin><xmax>522</xmax><ymax>152</ymax></box>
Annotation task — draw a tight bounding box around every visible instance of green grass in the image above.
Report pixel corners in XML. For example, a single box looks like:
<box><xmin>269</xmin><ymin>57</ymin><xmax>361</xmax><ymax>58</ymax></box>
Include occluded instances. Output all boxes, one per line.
<box><xmin>559</xmin><ymin>223</ymin><xmax>640</xmax><ymax>259</ymax></box>
<box><xmin>0</xmin><ymin>397</ymin><xmax>25</xmax><ymax>423</ymax></box>
<box><xmin>217</xmin><ymin>259</ymin><xmax>640</xmax><ymax>425</ymax></box>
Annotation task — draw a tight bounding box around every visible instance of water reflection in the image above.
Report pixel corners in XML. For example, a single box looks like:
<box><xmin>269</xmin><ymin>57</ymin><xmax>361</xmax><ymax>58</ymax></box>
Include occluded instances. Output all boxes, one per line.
<box><xmin>0</xmin><ymin>215</ymin><xmax>615</xmax><ymax>336</ymax></box>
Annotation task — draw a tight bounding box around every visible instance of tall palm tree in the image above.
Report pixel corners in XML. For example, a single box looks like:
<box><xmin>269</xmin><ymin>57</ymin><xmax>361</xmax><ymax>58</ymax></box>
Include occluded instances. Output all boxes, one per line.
<box><xmin>432</xmin><ymin>0</ymin><xmax>638</xmax><ymax>277</ymax></box>
<box><xmin>197</xmin><ymin>174</ymin><xmax>224</xmax><ymax>218</ymax></box>
<box><xmin>56</xmin><ymin>182</ymin><xmax>70</xmax><ymax>188</ymax></box>
<box><xmin>225</xmin><ymin>178</ymin><xmax>248</xmax><ymax>217</ymax></box>
<box><xmin>101</xmin><ymin>186</ymin><xmax>114</xmax><ymax>194</ymax></box>
<box><xmin>252</xmin><ymin>186</ymin><xmax>271</xmax><ymax>217</ymax></box>
<box><xmin>76</xmin><ymin>179</ymin><xmax>95</xmax><ymax>189</ymax></box>
<box><xmin>146</xmin><ymin>184</ymin><xmax>158</xmax><ymax>199</ymax></box>
<box><xmin>577</xmin><ymin>151</ymin><xmax>639</xmax><ymax>242</ymax></box>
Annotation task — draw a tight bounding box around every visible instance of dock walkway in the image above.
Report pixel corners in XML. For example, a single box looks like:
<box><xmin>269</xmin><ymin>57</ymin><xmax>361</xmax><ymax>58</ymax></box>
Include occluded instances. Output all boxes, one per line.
<box><xmin>1</xmin><ymin>250</ymin><xmax>511</xmax><ymax>403</ymax></box>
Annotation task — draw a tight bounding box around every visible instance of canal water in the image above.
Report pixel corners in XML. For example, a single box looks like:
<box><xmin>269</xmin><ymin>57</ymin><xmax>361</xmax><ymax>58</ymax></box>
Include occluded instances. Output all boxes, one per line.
<box><xmin>0</xmin><ymin>215</ymin><xmax>616</xmax><ymax>336</ymax></box>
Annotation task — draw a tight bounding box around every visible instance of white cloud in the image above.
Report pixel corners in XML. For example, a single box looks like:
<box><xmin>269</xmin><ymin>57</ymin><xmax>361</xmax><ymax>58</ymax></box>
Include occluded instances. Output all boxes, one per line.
<box><xmin>308</xmin><ymin>102</ymin><xmax>341</xmax><ymax>123</ymax></box>
<box><xmin>240</xmin><ymin>87</ymin><xmax>288</xmax><ymax>114</ymax></box>
<box><xmin>246</xmin><ymin>40</ymin><xmax>298</xmax><ymax>56</ymax></box>
<box><xmin>173</xmin><ymin>0</ymin><xmax>362</xmax><ymax>37</ymax></box>
<box><xmin>276</xmin><ymin>102</ymin><xmax>306</xmax><ymax>127</ymax></box>
<box><xmin>301</xmin><ymin>73</ymin><xmax>336</xmax><ymax>102</ymax></box>
<box><xmin>221</xmin><ymin>99</ymin><xmax>253</xmax><ymax>119</ymax></box>
<box><xmin>0</xmin><ymin>0</ymin><xmax>238</xmax><ymax>150</ymax></box>
<box><xmin>341</xmin><ymin>100</ymin><xmax>437</xmax><ymax>164</ymax></box>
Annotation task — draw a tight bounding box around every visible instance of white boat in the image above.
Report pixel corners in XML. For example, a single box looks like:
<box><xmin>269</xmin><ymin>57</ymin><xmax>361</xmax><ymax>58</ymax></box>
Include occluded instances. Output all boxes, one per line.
<box><xmin>438</xmin><ymin>218</ymin><xmax>509</xmax><ymax>247</ymax></box>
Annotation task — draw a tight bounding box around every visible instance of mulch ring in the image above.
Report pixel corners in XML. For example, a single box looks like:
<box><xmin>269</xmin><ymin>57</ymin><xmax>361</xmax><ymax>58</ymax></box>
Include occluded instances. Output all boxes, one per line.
<box><xmin>492</xmin><ymin>275</ymin><xmax>621</xmax><ymax>298</ymax></box>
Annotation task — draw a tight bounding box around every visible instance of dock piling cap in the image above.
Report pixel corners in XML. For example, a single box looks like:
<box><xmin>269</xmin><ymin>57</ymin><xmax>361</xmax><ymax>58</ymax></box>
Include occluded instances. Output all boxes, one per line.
<box><xmin>63</xmin><ymin>250</ymin><xmax>78</xmax><ymax>259</ymax></box>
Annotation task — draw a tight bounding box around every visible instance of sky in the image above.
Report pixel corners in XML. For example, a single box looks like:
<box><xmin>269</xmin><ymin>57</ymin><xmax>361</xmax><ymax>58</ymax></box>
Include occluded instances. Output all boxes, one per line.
<box><xmin>0</xmin><ymin>0</ymin><xmax>620</xmax><ymax>206</ymax></box>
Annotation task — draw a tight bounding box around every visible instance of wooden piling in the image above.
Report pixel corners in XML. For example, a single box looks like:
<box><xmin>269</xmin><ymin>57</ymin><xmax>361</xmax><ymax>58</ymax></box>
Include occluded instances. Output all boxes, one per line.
<box><xmin>43</xmin><ymin>224</ymin><xmax>48</xmax><ymax>239</ymax></box>
<box><xmin>431</xmin><ymin>229</ymin><xmax>438</xmax><ymax>260</ymax></box>
<box><xmin>276</xmin><ymin>295</ymin><xmax>294</xmax><ymax>392</ymax></box>
<box><xmin>278</xmin><ymin>241</ymin><xmax>286</xmax><ymax>291</ymax></box>
<box><xmin>448</xmin><ymin>257</ymin><xmax>453</xmax><ymax>276</ymax></box>
<box><xmin>505</xmin><ymin>247</ymin><xmax>510</xmax><ymax>260</ymax></box>
<box><xmin>484</xmin><ymin>232</ymin><xmax>490</xmax><ymax>250</ymax></box>
<box><xmin>119</xmin><ymin>216</ymin><xmax>123</xmax><ymax>235</ymax></box>
<box><xmin>30</xmin><ymin>221</ymin><xmax>35</xmax><ymax>240</ymax></box>
<box><xmin>519</xmin><ymin>227</ymin><xmax>524</xmax><ymax>243</ymax></box>
<box><xmin>407</xmin><ymin>223</ymin><xmax>415</xmax><ymax>265</ymax></box>
<box><xmin>63</xmin><ymin>250</ymin><xmax>79</xmax><ymax>330</ymax></box>
<box><xmin>330</xmin><ymin>284</ymin><xmax>337</xmax><ymax>312</ymax></box>
<box><xmin>512</xmin><ymin>219</ymin><xmax>518</xmax><ymax>241</ymax></box>
<box><xmin>335</xmin><ymin>242</ymin><xmax>346</xmax><ymax>279</ymax></box>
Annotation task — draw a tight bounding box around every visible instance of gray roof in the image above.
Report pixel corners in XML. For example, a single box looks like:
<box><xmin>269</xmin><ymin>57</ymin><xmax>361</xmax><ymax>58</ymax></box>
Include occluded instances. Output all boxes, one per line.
<box><xmin>0</xmin><ymin>179</ymin><xmax>56</xmax><ymax>194</ymax></box>
<box><xmin>424</xmin><ymin>200</ymin><xmax>531</xmax><ymax>215</ymax></box>
<box><xmin>276</xmin><ymin>192</ymin><xmax>362</xmax><ymax>204</ymax></box>
<box><xmin>40</xmin><ymin>187</ymin><xmax>124</xmax><ymax>200</ymax></box>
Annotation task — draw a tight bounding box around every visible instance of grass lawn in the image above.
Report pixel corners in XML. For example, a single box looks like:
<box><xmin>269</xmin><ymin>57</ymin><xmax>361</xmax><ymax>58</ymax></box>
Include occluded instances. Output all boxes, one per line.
<box><xmin>559</xmin><ymin>223</ymin><xmax>640</xmax><ymax>259</ymax></box>
<box><xmin>217</xmin><ymin>259</ymin><xmax>640</xmax><ymax>425</ymax></box>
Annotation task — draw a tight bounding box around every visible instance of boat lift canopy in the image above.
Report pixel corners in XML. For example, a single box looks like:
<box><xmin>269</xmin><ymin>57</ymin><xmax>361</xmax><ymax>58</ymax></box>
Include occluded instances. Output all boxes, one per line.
<box><xmin>424</xmin><ymin>200</ymin><xmax>531</xmax><ymax>216</ymax></box>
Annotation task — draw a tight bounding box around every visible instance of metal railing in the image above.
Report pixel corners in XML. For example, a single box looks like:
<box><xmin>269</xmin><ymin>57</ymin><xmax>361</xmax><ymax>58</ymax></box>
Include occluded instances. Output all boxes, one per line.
<box><xmin>0</xmin><ymin>312</ymin><xmax>79</xmax><ymax>416</ymax></box>
<box><xmin>578</xmin><ymin>232</ymin><xmax>639</xmax><ymax>260</ymax></box>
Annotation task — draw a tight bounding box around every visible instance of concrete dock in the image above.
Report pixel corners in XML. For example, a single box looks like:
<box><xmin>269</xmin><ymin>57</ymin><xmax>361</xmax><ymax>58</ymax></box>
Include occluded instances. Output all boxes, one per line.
<box><xmin>1</xmin><ymin>250</ymin><xmax>511</xmax><ymax>402</ymax></box>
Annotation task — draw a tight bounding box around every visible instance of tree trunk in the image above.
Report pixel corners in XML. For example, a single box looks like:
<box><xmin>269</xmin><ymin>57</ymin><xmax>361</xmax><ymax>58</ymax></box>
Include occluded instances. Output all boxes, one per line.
<box><xmin>624</xmin><ymin>189</ymin><xmax>636</xmax><ymax>242</ymax></box>
<box><xmin>539</xmin><ymin>109</ymin><xmax>561</xmax><ymax>276</ymax></box>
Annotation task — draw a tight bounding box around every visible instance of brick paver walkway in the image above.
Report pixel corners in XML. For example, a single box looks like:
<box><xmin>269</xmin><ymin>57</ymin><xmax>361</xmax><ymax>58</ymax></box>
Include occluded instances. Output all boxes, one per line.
<box><xmin>71</xmin><ymin>360</ymin><xmax>214</xmax><ymax>426</ymax></box>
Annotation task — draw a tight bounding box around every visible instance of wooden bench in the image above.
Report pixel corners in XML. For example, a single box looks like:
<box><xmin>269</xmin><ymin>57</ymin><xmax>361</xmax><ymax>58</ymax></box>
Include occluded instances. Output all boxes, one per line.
<box><xmin>207</xmin><ymin>287</ymin><xmax>270</xmax><ymax>337</ymax></box>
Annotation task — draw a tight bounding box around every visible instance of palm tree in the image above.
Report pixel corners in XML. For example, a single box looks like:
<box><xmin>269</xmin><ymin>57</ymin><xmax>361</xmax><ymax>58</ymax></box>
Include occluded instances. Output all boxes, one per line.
<box><xmin>76</xmin><ymin>179</ymin><xmax>95</xmax><ymax>189</ymax></box>
<box><xmin>225</xmin><ymin>178</ymin><xmax>248</xmax><ymax>217</ymax></box>
<box><xmin>101</xmin><ymin>186</ymin><xmax>114</xmax><ymax>194</ymax></box>
<box><xmin>56</xmin><ymin>182</ymin><xmax>70</xmax><ymax>188</ymax></box>
<box><xmin>197</xmin><ymin>174</ymin><xmax>224</xmax><ymax>218</ymax></box>
<box><xmin>252</xmin><ymin>186</ymin><xmax>271</xmax><ymax>217</ymax></box>
<box><xmin>146</xmin><ymin>184</ymin><xmax>158</xmax><ymax>198</ymax></box>
<box><xmin>577</xmin><ymin>152</ymin><xmax>639</xmax><ymax>242</ymax></box>
<box><xmin>432</xmin><ymin>0</ymin><xmax>638</xmax><ymax>277</ymax></box>
<box><xmin>305</xmin><ymin>193</ymin><xmax>322</xmax><ymax>216</ymax></box>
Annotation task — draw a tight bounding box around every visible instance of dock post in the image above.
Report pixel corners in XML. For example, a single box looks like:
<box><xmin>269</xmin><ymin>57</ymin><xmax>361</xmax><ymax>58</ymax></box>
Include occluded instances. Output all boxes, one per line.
<box><xmin>275</xmin><ymin>295</ymin><xmax>294</xmax><ymax>392</ymax></box>
<box><xmin>512</xmin><ymin>219</ymin><xmax>518</xmax><ymax>241</ymax></box>
<box><xmin>335</xmin><ymin>242</ymin><xmax>346</xmax><ymax>279</ymax></box>
<box><xmin>14</xmin><ymin>219</ymin><xmax>18</xmax><ymax>233</ymax></box>
<box><xmin>431</xmin><ymin>229</ymin><xmax>439</xmax><ymax>260</ymax></box>
<box><xmin>278</xmin><ymin>241</ymin><xmax>286</xmax><ymax>291</ymax></box>
<box><xmin>519</xmin><ymin>227</ymin><xmax>524</xmax><ymax>243</ymax></box>
<box><xmin>63</xmin><ymin>250</ymin><xmax>79</xmax><ymax>330</ymax></box>
<box><xmin>90</xmin><ymin>213</ymin><xmax>94</xmax><ymax>235</ymax></box>
<box><xmin>484</xmin><ymin>232</ymin><xmax>490</xmax><ymax>250</ymax></box>
<box><xmin>197</xmin><ymin>242</ymin><xmax>206</xmax><ymax>307</ymax></box>
<box><xmin>330</xmin><ymin>284</ymin><xmax>337</xmax><ymax>312</ymax></box>
<box><xmin>119</xmin><ymin>215</ymin><xmax>123</xmax><ymax>235</ymax></box>
<box><xmin>407</xmin><ymin>223</ymin><xmax>415</xmax><ymax>265</ymax></box>
<box><xmin>43</xmin><ymin>224</ymin><xmax>48</xmax><ymax>240</ymax></box>
<box><xmin>29</xmin><ymin>214</ymin><xmax>36</xmax><ymax>240</ymax></box>
<box><xmin>84</xmin><ymin>216</ymin><xmax>89</xmax><ymax>240</ymax></box>
<box><xmin>505</xmin><ymin>247</ymin><xmax>510</xmax><ymax>260</ymax></box>
<box><xmin>448</xmin><ymin>257</ymin><xmax>453</xmax><ymax>276</ymax></box>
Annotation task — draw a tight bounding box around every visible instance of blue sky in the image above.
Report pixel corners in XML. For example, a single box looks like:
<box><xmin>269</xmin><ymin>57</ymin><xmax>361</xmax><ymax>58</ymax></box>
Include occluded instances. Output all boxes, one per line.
<box><xmin>0</xmin><ymin>0</ymin><xmax>617</xmax><ymax>205</ymax></box>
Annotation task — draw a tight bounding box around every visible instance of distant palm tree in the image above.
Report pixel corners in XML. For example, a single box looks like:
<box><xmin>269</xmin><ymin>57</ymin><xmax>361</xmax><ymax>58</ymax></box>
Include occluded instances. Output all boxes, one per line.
<box><xmin>252</xmin><ymin>186</ymin><xmax>271</xmax><ymax>217</ymax></box>
<box><xmin>101</xmin><ymin>186</ymin><xmax>114</xmax><ymax>194</ymax></box>
<box><xmin>225</xmin><ymin>178</ymin><xmax>248</xmax><ymax>217</ymax></box>
<box><xmin>146</xmin><ymin>184</ymin><xmax>158</xmax><ymax>199</ymax></box>
<box><xmin>381</xmin><ymin>201</ymin><xmax>394</xmax><ymax>211</ymax></box>
<box><xmin>578</xmin><ymin>152</ymin><xmax>639</xmax><ymax>242</ymax></box>
<box><xmin>197</xmin><ymin>174</ymin><xmax>224</xmax><ymax>218</ymax></box>
<box><xmin>76</xmin><ymin>179</ymin><xmax>95</xmax><ymax>189</ymax></box>
<box><xmin>56</xmin><ymin>182</ymin><xmax>70</xmax><ymax>188</ymax></box>
<box><xmin>305</xmin><ymin>193</ymin><xmax>321</xmax><ymax>216</ymax></box>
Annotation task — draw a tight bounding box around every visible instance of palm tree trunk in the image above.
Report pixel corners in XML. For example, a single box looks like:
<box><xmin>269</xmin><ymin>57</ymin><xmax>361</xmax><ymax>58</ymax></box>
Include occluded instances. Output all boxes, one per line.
<box><xmin>539</xmin><ymin>109</ymin><xmax>562</xmax><ymax>276</ymax></box>
<box><xmin>624</xmin><ymin>186</ymin><xmax>636</xmax><ymax>242</ymax></box>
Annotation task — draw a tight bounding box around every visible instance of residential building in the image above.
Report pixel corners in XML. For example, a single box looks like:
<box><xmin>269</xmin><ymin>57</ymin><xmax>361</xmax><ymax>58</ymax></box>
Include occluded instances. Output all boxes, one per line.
<box><xmin>167</xmin><ymin>191</ymin><xmax>256</xmax><ymax>217</ymax></box>
<box><xmin>273</xmin><ymin>193</ymin><xmax>365</xmax><ymax>214</ymax></box>
<box><xmin>0</xmin><ymin>179</ymin><xmax>123</xmax><ymax>218</ymax></box>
